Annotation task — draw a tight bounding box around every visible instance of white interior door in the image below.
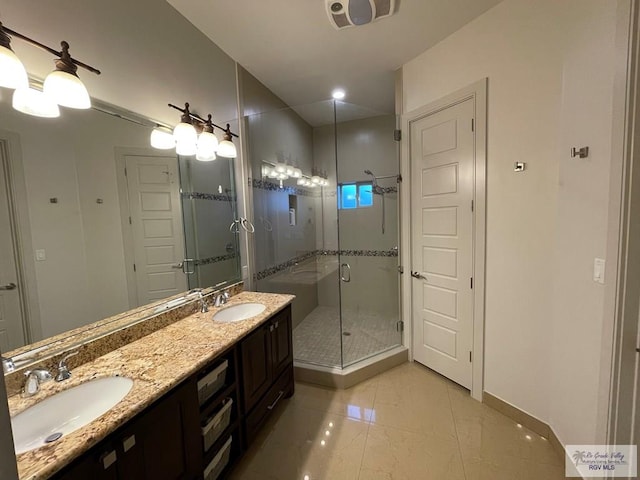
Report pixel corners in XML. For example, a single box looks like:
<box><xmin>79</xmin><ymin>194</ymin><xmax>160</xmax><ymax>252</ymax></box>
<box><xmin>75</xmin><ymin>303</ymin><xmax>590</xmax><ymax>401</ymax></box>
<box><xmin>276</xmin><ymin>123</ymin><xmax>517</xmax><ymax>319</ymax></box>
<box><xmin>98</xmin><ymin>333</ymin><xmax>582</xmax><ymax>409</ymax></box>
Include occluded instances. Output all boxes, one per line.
<box><xmin>0</xmin><ymin>147</ymin><xmax>26</xmax><ymax>351</ymax></box>
<box><xmin>410</xmin><ymin>98</ymin><xmax>474</xmax><ymax>389</ymax></box>
<box><xmin>125</xmin><ymin>155</ymin><xmax>188</xmax><ymax>305</ymax></box>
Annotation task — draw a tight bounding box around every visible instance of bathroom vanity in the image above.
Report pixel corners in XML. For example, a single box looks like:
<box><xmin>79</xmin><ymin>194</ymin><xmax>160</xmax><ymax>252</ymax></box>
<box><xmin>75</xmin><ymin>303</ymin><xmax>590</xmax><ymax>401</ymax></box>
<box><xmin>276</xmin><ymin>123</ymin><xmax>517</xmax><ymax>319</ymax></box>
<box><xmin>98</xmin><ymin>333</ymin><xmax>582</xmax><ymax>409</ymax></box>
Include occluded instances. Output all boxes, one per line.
<box><xmin>7</xmin><ymin>290</ymin><xmax>294</xmax><ymax>480</ymax></box>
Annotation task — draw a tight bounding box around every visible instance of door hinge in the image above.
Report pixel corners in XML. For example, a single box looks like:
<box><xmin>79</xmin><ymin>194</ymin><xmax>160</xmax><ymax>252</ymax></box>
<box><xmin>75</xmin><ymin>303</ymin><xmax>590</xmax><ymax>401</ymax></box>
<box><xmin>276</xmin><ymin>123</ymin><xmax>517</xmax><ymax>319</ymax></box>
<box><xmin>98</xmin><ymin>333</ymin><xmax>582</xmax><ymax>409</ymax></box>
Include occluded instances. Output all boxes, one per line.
<box><xmin>128</xmin><ymin>216</ymin><xmax>132</xmax><ymax>225</ymax></box>
<box><xmin>124</xmin><ymin>167</ymin><xmax>127</xmax><ymax>177</ymax></box>
<box><xmin>396</xmin><ymin>321</ymin><xmax>404</xmax><ymax>332</ymax></box>
<box><xmin>397</xmin><ymin>265</ymin><xmax>404</xmax><ymax>274</ymax></box>
<box><xmin>469</xmin><ymin>351</ymin><xmax>472</xmax><ymax>362</ymax></box>
<box><xmin>471</xmin><ymin>200</ymin><xmax>474</xmax><ymax>212</ymax></box>
<box><xmin>133</xmin><ymin>263</ymin><xmax>136</xmax><ymax>272</ymax></box>
<box><xmin>394</xmin><ymin>129</ymin><xmax>401</xmax><ymax>142</ymax></box>
<box><xmin>471</xmin><ymin>119</ymin><xmax>475</xmax><ymax>132</ymax></box>
<box><xmin>470</xmin><ymin>277</ymin><xmax>473</xmax><ymax>289</ymax></box>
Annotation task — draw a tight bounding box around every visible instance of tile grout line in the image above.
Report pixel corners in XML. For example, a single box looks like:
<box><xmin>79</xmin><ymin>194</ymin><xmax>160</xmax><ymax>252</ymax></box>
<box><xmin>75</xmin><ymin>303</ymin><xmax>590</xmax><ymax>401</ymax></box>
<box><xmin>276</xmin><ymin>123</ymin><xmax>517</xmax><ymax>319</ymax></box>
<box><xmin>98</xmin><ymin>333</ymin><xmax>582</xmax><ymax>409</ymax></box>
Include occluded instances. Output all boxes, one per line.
<box><xmin>355</xmin><ymin>379</ymin><xmax>378</xmax><ymax>479</ymax></box>
<box><xmin>447</xmin><ymin>384</ymin><xmax>470</xmax><ymax>480</ymax></box>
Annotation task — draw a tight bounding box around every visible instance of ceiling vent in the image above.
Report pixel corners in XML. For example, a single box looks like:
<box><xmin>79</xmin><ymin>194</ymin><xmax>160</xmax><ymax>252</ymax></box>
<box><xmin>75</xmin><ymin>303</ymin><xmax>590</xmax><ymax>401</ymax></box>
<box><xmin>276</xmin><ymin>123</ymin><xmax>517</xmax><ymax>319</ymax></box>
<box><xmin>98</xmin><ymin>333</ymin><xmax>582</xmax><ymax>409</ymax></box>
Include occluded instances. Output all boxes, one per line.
<box><xmin>326</xmin><ymin>0</ymin><xmax>396</xmax><ymax>30</ymax></box>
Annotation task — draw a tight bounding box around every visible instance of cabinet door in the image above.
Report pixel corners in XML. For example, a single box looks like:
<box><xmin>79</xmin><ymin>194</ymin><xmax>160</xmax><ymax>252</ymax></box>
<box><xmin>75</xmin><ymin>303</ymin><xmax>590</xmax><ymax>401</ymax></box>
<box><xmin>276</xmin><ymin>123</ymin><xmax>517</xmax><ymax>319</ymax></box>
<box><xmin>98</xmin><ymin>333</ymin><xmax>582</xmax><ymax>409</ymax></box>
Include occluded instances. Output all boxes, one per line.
<box><xmin>117</xmin><ymin>378</ymin><xmax>201</xmax><ymax>480</ymax></box>
<box><xmin>271</xmin><ymin>307</ymin><xmax>292</xmax><ymax>380</ymax></box>
<box><xmin>241</xmin><ymin>324</ymin><xmax>272</xmax><ymax>412</ymax></box>
<box><xmin>54</xmin><ymin>443</ymin><xmax>120</xmax><ymax>480</ymax></box>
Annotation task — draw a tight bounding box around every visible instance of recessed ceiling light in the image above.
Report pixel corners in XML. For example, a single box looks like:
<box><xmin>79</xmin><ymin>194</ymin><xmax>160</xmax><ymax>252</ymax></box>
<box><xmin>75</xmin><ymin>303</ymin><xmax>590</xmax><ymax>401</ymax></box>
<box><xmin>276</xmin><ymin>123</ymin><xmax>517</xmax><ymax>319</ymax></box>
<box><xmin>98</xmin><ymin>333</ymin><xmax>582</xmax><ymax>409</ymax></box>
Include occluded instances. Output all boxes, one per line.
<box><xmin>332</xmin><ymin>89</ymin><xmax>345</xmax><ymax>100</ymax></box>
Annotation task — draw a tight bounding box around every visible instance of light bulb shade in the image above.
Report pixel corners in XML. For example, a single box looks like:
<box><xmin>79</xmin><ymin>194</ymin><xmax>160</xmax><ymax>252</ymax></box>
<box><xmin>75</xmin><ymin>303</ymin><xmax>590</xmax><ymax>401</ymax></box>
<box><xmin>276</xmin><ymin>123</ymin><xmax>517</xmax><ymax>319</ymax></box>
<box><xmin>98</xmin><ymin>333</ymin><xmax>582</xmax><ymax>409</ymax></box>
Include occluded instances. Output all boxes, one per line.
<box><xmin>173</xmin><ymin>121</ymin><xmax>197</xmax><ymax>144</ymax></box>
<box><xmin>267</xmin><ymin>168</ymin><xmax>279</xmax><ymax>179</ymax></box>
<box><xmin>292</xmin><ymin>168</ymin><xmax>302</xmax><ymax>178</ymax></box>
<box><xmin>0</xmin><ymin>45</ymin><xmax>28</xmax><ymax>89</ymax></box>
<box><xmin>196</xmin><ymin>131</ymin><xmax>218</xmax><ymax>161</ymax></box>
<box><xmin>43</xmin><ymin>70</ymin><xmax>91</xmax><ymax>109</ymax></box>
<box><xmin>12</xmin><ymin>87</ymin><xmax>60</xmax><ymax>118</ymax></box>
<box><xmin>150</xmin><ymin>127</ymin><xmax>175</xmax><ymax>150</ymax></box>
<box><xmin>217</xmin><ymin>139</ymin><xmax>237</xmax><ymax>158</ymax></box>
<box><xmin>176</xmin><ymin>139</ymin><xmax>197</xmax><ymax>156</ymax></box>
<box><xmin>274</xmin><ymin>162</ymin><xmax>287</xmax><ymax>174</ymax></box>
<box><xmin>277</xmin><ymin>173</ymin><xmax>288</xmax><ymax>180</ymax></box>
<box><xmin>297</xmin><ymin>178</ymin><xmax>306</xmax><ymax>186</ymax></box>
<box><xmin>285</xmin><ymin>165</ymin><xmax>294</xmax><ymax>176</ymax></box>
<box><xmin>311</xmin><ymin>175</ymin><xmax>321</xmax><ymax>184</ymax></box>
<box><xmin>262</xmin><ymin>165</ymin><xmax>272</xmax><ymax>177</ymax></box>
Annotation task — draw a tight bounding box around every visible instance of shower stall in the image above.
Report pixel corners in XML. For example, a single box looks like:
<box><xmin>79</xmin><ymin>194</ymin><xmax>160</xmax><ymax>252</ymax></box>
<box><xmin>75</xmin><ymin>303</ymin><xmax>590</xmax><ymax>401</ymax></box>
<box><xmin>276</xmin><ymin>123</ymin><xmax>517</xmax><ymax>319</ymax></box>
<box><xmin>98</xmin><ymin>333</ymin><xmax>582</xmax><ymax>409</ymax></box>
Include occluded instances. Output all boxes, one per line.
<box><xmin>245</xmin><ymin>99</ymin><xmax>403</xmax><ymax>373</ymax></box>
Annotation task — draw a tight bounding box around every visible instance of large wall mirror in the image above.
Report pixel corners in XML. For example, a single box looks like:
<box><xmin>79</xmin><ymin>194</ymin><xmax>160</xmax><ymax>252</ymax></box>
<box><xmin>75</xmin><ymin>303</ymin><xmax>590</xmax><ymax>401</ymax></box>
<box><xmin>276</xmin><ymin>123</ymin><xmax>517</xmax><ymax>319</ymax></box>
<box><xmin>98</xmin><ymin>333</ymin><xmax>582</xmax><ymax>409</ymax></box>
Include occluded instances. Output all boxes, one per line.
<box><xmin>0</xmin><ymin>96</ymin><xmax>242</xmax><ymax>365</ymax></box>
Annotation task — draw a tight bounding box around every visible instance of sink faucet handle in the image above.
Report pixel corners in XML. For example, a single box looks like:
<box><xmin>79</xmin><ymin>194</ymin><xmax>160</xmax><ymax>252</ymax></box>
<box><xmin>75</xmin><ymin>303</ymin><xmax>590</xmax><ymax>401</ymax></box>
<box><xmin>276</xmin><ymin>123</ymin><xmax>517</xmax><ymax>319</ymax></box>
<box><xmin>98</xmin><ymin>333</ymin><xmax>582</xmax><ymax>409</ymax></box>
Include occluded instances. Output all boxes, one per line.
<box><xmin>56</xmin><ymin>351</ymin><xmax>79</xmax><ymax>382</ymax></box>
<box><xmin>1</xmin><ymin>355</ymin><xmax>15</xmax><ymax>373</ymax></box>
<box><xmin>23</xmin><ymin>369</ymin><xmax>52</xmax><ymax>397</ymax></box>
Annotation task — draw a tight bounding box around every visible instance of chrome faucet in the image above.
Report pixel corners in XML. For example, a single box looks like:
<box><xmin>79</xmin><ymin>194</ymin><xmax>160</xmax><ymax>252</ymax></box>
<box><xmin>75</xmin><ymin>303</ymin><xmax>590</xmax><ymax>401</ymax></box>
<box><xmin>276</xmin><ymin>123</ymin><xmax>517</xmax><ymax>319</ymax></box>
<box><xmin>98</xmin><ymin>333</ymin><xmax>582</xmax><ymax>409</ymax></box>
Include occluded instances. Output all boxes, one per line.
<box><xmin>198</xmin><ymin>291</ymin><xmax>209</xmax><ymax>313</ymax></box>
<box><xmin>55</xmin><ymin>351</ymin><xmax>79</xmax><ymax>382</ymax></box>
<box><xmin>23</xmin><ymin>369</ymin><xmax>52</xmax><ymax>397</ymax></box>
<box><xmin>214</xmin><ymin>291</ymin><xmax>230</xmax><ymax>307</ymax></box>
<box><xmin>1</xmin><ymin>356</ymin><xmax>15</xmax><ymax>374</ymax></box>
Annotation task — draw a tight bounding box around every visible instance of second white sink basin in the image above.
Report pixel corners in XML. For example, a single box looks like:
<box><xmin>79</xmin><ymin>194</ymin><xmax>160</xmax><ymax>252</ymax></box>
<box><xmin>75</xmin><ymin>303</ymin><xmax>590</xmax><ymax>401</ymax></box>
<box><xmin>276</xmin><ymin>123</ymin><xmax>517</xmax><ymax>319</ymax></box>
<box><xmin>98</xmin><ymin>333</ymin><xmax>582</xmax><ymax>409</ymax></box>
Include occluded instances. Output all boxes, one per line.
<box><xmin>213</xmin><ymin>303</ymin><xmax>266</xmax><ymax>322</ymax></box>
<box><xmin>11</xmin><ymin>376</ymin><xmax>133</xmax><ymax>454</ymax></box>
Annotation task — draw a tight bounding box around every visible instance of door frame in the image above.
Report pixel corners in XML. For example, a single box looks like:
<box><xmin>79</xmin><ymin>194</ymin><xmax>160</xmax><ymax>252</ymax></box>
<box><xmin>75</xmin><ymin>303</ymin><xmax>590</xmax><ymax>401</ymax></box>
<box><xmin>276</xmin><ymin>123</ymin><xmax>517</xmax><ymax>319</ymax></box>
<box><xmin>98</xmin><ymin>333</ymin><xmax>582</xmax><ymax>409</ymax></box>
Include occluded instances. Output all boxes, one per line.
<box><xmin>401</xmin><ymin>78</ymin><xmax>487</xmax><ymax>401</ymax></box>
<box><xmin>0</xmin><ymin>132</ymin><xmax>41</xmax><ymax>343</ymax></box>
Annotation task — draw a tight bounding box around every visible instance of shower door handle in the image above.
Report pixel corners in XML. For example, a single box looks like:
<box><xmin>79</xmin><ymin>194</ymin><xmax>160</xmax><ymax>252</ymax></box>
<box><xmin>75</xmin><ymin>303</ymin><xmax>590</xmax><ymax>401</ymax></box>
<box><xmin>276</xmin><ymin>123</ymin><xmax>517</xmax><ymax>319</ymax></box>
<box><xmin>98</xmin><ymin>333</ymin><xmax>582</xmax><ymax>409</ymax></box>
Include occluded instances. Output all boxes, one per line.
<box><xmin>340</xmin><ymin>263</ymin><xmax>351</xmax><ymax>283</ymax></box>
<box><xmin>182</xmin><ymin>259</ymin><xmax>195</xmax><ymax>275</ymax></box>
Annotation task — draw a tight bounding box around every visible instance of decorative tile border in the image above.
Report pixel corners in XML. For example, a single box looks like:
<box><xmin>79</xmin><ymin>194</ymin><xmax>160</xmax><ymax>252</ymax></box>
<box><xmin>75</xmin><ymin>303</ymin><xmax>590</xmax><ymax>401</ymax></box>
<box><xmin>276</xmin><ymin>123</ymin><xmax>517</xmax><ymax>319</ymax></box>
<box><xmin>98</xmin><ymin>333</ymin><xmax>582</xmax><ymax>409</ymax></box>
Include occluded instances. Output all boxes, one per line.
<box><xmin>196</xmin><ymin>253</ymin><xmax>238</xmax><ymax>266</ymax></box>
<box><xmin>375</xmin><ymin>186</ymin><xmax>398</xmax><ymax>194</ymax></box>
<box><xmin>250</xmin><ymin>178</ymin><xmax>321</xmax><ymax>197</ymax></box>
<box><xmin>254</xmin><ymin>249</ymin><xmax>398</xmax><ymax>281</ymax></box>
<box><xmin>181</xmin><ymin>191</ymin><xmax>236</xmax><ymax>202</ymax></box>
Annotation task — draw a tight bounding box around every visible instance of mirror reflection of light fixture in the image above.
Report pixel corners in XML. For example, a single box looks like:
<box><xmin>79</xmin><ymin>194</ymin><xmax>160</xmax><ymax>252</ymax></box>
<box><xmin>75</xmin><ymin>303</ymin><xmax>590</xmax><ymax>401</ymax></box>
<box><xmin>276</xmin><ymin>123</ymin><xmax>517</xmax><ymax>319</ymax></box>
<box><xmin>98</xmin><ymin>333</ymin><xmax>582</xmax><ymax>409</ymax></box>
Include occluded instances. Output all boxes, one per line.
<box><xmin>196</xmin><ymin>114</ymin><xmax>218</xmax><ymax>162</ymax></box>
<box><xmin>12</xmin><ymin>86</ymin><xmax>60</xmax><ymax>118</ymax></box>
<box><xmin>0</xmin><ymin>24</ymin><xmax>28</xmax><ymax>89</ymax></box>
<box><xmin>150</xmin><ymin>126</ymin><xmax>175</xmax><ymax>150</ymax></box>
<box><xmin>43</xmin><ymin>41</ymin><xmax>91</xmax><ymax>109</ymax></box>
<box><xmin>217</xmin><ymin>124</ymin><xmax>237</xmax><ymax>158</ymax></box>
<box><xmin>292</xmin><ymin>167</ymin><xmax>302</xmax><ymax>179</ymax></box>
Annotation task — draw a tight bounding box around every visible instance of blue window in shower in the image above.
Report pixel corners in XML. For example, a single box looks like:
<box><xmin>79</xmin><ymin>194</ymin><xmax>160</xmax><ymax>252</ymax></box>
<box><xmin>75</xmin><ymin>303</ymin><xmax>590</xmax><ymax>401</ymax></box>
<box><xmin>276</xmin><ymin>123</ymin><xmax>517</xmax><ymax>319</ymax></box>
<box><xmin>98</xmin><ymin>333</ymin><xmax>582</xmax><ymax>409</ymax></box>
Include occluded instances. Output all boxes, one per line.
<box><xmin>358</xmin><ymin>184</ymin><xmax>373</xmax><ymax>207</ymax></box>
<box><xmin>338</xmin><ymin>182</ymin><xmax>373</xmax><ymax>209</ymax></box>
<box><xmin>340</xmin><ymin>184</ymin><xmax>358</xmax><ymax>209</ymax></box>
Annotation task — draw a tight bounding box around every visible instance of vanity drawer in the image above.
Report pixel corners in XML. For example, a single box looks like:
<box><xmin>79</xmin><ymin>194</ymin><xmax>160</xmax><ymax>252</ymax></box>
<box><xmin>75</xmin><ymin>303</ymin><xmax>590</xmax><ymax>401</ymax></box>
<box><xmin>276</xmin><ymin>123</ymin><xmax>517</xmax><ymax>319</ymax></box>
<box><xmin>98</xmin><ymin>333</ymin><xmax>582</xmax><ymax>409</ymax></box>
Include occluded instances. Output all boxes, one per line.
<box><xmin>202</xmin><ymin>398</ymin><xmax>233</xmax><ymax>452</ymax></box>
<box><xmin>203</xmin><ymin>436</ymin><xmax>232</xmax><ymax>480</ymax></box>
<box><xmin>244</xmin><ymin>366</ymin><xmax>292</xmax><ymax>445</ymax></box>
<box><xmin>198</xmin><ymin>360</ymin><xmax>228</xmax><ymax>405</ymax></box>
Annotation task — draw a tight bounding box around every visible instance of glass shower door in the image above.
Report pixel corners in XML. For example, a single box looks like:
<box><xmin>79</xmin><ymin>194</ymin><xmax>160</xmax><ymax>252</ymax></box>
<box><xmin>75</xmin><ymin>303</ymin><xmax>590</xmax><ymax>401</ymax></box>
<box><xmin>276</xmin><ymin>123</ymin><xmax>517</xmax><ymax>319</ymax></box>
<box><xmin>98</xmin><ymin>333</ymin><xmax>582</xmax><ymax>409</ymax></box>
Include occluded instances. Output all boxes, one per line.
<box><xmin>335</xmin><ymin>107</ymin><xmax>402</xmax><ymax>366</ymax></box>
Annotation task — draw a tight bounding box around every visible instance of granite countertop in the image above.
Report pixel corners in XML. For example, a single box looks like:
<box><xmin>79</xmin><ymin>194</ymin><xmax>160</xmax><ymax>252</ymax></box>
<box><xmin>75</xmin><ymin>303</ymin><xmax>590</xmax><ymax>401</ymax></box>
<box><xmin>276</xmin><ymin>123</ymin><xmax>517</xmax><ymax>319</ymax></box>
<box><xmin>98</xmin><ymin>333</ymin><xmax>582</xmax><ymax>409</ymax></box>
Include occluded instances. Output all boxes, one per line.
<box><xmin>8</xmin><ymin>291</ymin><xmax>295</xmax><ymax>480</ymax></box>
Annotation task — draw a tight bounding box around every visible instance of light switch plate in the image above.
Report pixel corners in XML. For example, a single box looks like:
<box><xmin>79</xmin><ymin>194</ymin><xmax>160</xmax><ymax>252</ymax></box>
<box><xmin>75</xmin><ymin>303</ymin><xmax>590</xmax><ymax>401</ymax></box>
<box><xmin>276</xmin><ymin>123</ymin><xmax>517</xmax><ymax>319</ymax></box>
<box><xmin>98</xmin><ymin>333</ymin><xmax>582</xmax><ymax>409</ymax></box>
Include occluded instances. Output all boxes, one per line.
<box><xmin>35</xmin><ymin>249</ymin><xmax>46</xmax><ymax>261</ymax></box>
<box><xmin>594</xmin><ymin>258</ymin><xmax>605</xmax><ymax>284</ymax></box>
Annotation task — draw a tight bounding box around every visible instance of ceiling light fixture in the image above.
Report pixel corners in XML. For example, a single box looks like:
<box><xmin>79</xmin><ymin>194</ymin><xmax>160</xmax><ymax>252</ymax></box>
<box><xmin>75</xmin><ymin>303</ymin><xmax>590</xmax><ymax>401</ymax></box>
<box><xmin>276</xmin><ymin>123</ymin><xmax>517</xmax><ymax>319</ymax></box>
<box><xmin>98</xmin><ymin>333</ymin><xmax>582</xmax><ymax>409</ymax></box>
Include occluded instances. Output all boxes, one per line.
<box><xmin>332</xmin><ymin>89</ymin><xmax>346</xmax><ymax>100</ymax></box>
<box><xmin>0</xmin><ymin>21</ymin><xmax>100</xmax><ymax>112</ymax></box>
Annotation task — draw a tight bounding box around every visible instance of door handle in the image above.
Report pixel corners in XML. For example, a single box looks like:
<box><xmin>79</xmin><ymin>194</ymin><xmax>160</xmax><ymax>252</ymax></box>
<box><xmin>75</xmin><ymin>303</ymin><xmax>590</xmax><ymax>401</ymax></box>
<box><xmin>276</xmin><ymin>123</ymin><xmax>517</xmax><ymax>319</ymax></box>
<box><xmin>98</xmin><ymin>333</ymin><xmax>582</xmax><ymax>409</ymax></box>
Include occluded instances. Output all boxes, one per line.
<box><xmin>340</xmin><ymin>263</ymin><xmax>351</xmax><ymax>283</ymax></box>
<box><xmin>181</xmin><ymin>259</ymin><xmax>195</xmax><ymax>275</ymax></box>
<box><xmin>0</xmin><ymin>283</ymin><xmax>16</xmax><ymax>291</ymax></box>
<box><xmin>411</xmin><ymin>271</ymin><xmax>427</xmax><ymax>281</ymax></box>
<box><xmin>171</xmin><ymin>262</ymin><xmax>183</xmax><ymax>269</ymax></box>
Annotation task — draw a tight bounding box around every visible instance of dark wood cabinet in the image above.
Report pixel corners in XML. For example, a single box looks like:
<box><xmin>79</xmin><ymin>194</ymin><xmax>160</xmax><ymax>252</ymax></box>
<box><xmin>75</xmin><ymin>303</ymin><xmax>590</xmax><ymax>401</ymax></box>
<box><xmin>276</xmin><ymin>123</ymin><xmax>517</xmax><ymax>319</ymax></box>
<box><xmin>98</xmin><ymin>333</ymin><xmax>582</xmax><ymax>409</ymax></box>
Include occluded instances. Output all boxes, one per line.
<box><xmin>54</xmin><ymin>379</ymin><xmax>201</xmax><ymax>480</ymax></box>
<box><xmin>240</xmin><ymin>305</ymin><xmax>294</xmax><ymax>447</ymax></box>
<box><xmin>53</xmin><ymin>303</ymin><xmax>293</xmax><ymax>480</ymax></box>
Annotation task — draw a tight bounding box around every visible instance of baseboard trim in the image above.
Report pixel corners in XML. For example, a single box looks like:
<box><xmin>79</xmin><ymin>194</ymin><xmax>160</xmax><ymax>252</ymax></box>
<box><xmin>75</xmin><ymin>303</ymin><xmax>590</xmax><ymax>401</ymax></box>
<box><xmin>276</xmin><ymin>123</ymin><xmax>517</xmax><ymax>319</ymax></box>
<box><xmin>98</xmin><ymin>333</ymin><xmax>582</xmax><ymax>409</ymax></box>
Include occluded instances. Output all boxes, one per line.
<box><xmin>483</xmin><ymin>392</ymin><xmax>565</xmax><ymax>462</ymax></box>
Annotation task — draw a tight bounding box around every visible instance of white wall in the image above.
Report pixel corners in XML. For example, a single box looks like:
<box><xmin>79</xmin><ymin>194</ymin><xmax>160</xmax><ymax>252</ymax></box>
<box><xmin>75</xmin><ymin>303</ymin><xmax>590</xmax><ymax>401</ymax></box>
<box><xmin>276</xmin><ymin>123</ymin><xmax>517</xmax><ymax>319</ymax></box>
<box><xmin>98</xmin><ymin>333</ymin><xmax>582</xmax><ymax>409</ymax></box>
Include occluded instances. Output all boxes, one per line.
<box><xmin>402</xmin><ymin>0</ymin><xmax>621</xmax><ymax>444</ymax></box>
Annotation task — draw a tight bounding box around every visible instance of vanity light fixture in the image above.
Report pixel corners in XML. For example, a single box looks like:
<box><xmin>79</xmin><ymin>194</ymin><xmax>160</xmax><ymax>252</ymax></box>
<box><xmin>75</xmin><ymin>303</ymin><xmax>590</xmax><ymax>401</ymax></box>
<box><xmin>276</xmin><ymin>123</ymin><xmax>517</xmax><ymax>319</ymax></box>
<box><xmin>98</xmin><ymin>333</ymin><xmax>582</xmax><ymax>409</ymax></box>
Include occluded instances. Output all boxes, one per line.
<box><xmin>12</xmin><ymin>85</ymin><xmax>60</xmax><ymax>118</ymax></box>
<box><xmin>173</xmin><ymin>103</ymin><xmax>198</xmax><ymax>155</ymax></box>
<box><xmin>0</xmin><ymin>22</ymin><xmax>101</xmax><ymax>114</ymax></box>
<box><xmin>332</xmin><ymin>88</ymin><xmax>346</xmax><ymax>100</ymax></box>
<box><xmin>196</xmin><ymin>114</ymin><xmax>218</xmax><ymax>162</ymax></box>
<box><xmin>217</xmin><ymin>124</ymin><xmax>237</xmax><ymax>158</ymax></box>
<box><xmin>0</xmin><ymin>23</ymin><xmax>28</xmax><ymax>89</ymax></box>
<box><xmin>150</xmin><ymin>125</ymin><xmax>175</xmax><ymax>150</ymax></box>
<box><xmin>43</xmin><ymin>41</ymin><xmax>91</xmax><ymax>109</ymax></box>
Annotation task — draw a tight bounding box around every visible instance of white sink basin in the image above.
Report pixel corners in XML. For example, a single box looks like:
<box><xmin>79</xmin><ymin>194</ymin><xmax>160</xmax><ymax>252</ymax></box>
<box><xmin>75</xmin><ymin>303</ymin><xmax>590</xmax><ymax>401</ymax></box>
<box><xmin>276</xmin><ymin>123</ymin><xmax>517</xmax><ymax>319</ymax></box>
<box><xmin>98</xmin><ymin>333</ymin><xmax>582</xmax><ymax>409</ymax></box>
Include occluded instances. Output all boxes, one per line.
<box><xmin>11</xmin><ymin>376</ymin><xmax>133</xmax><ymax>454</ymax></box>
<box><xmin>213</xmin><ymin>303</ymin><xmax>266</xmax><ymax>323</ymax></box>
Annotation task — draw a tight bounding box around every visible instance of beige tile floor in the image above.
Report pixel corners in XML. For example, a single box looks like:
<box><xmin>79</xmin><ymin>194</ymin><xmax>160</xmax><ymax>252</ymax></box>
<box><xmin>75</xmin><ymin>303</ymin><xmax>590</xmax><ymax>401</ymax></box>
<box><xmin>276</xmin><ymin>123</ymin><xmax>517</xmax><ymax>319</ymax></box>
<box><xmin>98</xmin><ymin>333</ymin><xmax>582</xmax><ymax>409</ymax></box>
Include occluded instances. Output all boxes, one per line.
<box><xmin>230</xmin><ymin>362</ymin><xmax>567</xmax><ymax>480</ymax></box>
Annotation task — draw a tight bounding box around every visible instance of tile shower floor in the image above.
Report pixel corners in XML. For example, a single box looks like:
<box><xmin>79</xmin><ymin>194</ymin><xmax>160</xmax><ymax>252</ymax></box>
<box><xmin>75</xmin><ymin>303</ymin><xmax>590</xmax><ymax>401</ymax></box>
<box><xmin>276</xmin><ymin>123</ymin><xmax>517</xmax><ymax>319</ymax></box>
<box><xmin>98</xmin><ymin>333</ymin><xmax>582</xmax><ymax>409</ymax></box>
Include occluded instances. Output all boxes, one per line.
<box><xmin>293</xmin><ymin>305</ymin><xmax>400</xmax><ymax>367</ymax></box>
<box><xmin>230</xmin><ymin>362</ymin><xmax>567</xmax><ymax>480</ymax></box>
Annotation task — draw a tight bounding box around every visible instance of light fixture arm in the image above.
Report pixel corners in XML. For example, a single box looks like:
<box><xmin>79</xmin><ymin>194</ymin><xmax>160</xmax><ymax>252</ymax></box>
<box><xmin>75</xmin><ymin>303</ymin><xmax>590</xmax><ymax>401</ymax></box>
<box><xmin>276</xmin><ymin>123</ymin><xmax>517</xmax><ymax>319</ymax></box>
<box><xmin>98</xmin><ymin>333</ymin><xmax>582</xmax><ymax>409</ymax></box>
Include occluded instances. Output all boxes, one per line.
<box><xmin>168</xmin><ymin>103</ymin><xmax>239</xmax><ymax>138</ymax></box>
<box><xmin>0</xmin><ymin>22</ymin><xmax>101</xmax><ymax>75</ymax></box>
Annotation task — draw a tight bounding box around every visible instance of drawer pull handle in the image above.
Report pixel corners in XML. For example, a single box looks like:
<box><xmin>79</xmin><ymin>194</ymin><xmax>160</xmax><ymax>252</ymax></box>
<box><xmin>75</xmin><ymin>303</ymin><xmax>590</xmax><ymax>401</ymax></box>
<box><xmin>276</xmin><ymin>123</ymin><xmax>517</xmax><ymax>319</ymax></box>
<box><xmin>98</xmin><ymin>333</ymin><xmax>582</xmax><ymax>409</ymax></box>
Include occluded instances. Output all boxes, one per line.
<box><xmin>123</xmin><ymin>434</ymin><xmax>136</xmax><ymax>453</ymax></box>
<box><xmin>267</xmin><ymin>390</ymin><xmax>285</xmax><ymax>411</ymax></box>
<box><xmin>100</xmin><ymin>450</ymin><xmax>117</xmax><ymax>469</ymax></box>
